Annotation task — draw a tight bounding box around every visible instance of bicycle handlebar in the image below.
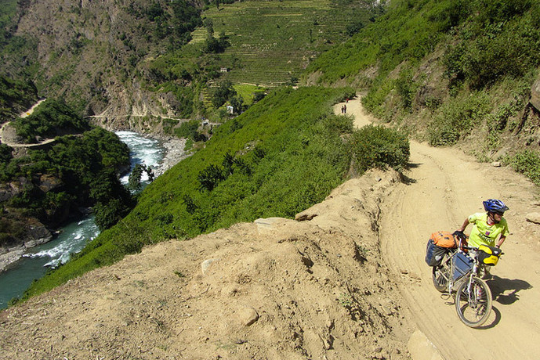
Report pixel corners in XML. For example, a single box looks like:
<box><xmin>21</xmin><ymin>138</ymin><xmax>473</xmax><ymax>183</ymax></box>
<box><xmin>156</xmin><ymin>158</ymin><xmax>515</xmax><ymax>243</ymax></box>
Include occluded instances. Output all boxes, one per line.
<box><xmin>461</xmin><ymin>245</ymin><xmax>504</xmax><ymax>256</ymax></box>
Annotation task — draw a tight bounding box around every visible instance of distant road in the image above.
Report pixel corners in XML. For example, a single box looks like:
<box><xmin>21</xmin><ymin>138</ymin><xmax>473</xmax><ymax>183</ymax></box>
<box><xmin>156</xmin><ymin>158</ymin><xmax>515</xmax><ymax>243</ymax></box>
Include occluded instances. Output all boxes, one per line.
<box><xmin>20</xmin><ymin>99</ymin><xmax>46</xmax><ymax>118</ymax></box>
<box><xmin>0</xmin><ymin>99</ymin><xmax>55</xmax><ymax>148</ymax></box>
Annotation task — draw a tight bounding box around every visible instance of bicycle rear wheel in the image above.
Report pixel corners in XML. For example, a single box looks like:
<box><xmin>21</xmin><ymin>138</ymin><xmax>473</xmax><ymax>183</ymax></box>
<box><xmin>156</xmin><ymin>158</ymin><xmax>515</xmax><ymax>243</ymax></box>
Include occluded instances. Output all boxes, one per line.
<box><xmin>432</xmin><ymin>253</ymin><xmax>451</xmax><ymax>293</ymax></box>
<box><xmin>455</xmin><ymin>277</ymin><xmax>492</xmax><ymax>327</ymax></box>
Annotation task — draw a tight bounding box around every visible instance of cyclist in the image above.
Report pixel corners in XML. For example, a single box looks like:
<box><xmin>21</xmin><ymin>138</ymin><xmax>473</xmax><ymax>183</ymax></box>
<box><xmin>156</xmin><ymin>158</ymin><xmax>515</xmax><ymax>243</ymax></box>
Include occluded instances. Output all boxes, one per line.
<box><xmin>454</xmin><ymin>199</ymin><xmax>509</xmax><ymax>278</ymax></box>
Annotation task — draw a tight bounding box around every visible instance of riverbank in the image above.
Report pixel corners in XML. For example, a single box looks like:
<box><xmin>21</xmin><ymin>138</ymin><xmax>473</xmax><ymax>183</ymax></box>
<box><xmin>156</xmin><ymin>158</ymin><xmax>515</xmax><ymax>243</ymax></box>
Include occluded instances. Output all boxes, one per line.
<box><xmin>154</xmin><ymin>137</ymin><xmax>190</xmax><ymax>177</ymax></box>
<box><xmin>0</xmin><ymin>225</ymin><xmax>53</xmax><ymax>273</ymax></box>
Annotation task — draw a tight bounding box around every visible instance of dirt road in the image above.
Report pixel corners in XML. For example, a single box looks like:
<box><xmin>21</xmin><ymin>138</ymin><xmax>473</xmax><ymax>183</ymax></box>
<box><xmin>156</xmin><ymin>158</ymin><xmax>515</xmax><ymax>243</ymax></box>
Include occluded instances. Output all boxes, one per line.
<box><xmin>338</xmin><ymin>98</ymin><xmax>540</xmax><ymax>359</ymax></box>
<box><xmin>0</xmin><ymin>99</ymin><xmax>55</xmax><ymax>148</ymax></box>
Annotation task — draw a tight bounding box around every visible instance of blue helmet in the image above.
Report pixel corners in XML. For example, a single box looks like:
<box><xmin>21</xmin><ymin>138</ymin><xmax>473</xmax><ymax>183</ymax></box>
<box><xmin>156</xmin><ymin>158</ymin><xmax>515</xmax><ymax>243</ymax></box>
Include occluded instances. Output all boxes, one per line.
<box><xmin>483</xmin><ymin>199</ymin><xmax>509</xmax><ymax>214</ymax></box>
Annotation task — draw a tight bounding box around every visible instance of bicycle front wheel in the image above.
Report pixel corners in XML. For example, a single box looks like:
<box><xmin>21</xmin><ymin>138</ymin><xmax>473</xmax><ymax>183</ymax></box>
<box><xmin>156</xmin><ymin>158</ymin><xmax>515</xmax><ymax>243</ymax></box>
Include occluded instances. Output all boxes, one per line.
<box><xmin>455</xmin><ymin>277</ymin><xmax>492</xmax><ymax>328</ymax></box>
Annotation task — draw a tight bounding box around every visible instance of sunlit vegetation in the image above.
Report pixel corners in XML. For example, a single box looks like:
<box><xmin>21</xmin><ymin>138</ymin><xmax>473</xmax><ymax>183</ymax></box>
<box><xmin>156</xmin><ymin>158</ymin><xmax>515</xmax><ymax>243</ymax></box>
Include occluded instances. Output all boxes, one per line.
<box><xmin>308</xmin><ymin>0</ymin><xmax>540</xmax><ymax>183</ymax></box>
<box><xmin>13</xmin><ymin>99</ymin><xmax>90</xmax><ymax>143</ymax></box>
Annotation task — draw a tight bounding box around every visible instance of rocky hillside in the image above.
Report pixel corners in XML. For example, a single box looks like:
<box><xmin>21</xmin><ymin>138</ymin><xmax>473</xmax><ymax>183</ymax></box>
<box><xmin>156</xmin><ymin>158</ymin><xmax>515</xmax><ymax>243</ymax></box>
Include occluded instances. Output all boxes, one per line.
<box><xmin>5</xmin><ymin>0</ymin><xmax>203</xmax><ymax>122</ymax></box>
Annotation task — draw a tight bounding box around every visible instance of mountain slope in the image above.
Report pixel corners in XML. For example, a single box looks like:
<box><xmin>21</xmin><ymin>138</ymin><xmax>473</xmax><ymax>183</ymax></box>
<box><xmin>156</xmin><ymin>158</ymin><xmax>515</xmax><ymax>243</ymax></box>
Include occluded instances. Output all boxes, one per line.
<box><xmin>2</xmin><ymin>0</ymin><xmax>380</xmax><ymax>124</ymax></box>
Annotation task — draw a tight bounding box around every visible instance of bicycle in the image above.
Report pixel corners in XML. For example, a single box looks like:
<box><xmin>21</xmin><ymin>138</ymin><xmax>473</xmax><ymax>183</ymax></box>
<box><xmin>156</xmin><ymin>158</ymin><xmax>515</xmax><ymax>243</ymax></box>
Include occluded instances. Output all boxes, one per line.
<box><xmin>431</xmin><ymin>242</ymin><xmax>502</xmax><ymax>327</ymax></box>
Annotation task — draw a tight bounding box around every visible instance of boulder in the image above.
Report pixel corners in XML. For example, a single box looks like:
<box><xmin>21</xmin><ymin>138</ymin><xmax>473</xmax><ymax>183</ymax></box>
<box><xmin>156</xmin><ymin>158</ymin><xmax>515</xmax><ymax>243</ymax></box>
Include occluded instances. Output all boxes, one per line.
<box><xmin>236</xmin><ymin>305</ymin><xmax>259</xmax><ymax>326</ymax></box>
<box><xmin>526</xmin><ymin>212</ymin><xmax>540</xmax><ymax>225</ymax></box>
<box><xmin>38</xmin><ymin>174</ymin><xmax>64</xmax><ymax>192</ymax></box>
<box><xmin>201</xmin><ymin>258</ymin><xmax>220</xmax><ymax>275</ymax></box>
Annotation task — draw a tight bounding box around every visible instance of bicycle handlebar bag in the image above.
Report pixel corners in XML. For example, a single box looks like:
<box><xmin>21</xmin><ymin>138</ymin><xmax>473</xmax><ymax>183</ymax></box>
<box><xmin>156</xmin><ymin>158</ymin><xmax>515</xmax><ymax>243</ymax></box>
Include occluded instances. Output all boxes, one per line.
<box><xmin>478</xmin><ymin>245</ymin><xmax>502</xmax><ymax>266</ymax></box>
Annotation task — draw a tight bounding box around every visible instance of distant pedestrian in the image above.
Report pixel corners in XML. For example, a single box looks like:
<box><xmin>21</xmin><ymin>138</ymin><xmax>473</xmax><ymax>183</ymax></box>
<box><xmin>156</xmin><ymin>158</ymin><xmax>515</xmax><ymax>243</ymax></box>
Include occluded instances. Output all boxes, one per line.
<box><xmin>343</xmin><ymin>104</ymin><xmax>347</xmax><ymax>114</ymax></box>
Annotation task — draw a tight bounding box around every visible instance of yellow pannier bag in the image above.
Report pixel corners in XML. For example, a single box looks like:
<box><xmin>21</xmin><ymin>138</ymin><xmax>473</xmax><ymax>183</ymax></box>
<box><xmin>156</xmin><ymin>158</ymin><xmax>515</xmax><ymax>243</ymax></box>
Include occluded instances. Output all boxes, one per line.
<box><xmin>478</xmin><ymin>244</ymin><xmax>502</xmax><ymax>266</ymax></box>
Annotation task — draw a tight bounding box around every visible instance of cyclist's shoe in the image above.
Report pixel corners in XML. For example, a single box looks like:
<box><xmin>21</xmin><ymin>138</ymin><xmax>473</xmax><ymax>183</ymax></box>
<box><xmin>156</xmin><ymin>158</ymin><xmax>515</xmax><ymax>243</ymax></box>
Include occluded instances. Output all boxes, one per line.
<box><xmin>481</xmin><ymin>267</ymin><xmax>492</xmax><ymax>280</ymax></box>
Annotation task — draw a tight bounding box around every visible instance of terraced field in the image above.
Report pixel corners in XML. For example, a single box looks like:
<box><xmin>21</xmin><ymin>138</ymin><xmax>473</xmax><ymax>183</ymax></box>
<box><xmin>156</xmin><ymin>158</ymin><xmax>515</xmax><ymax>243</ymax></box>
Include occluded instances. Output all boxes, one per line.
<box><xmin>191</xmin><ymin>0</ymin><xmax>372</xmax><ymax>86</ymax></box>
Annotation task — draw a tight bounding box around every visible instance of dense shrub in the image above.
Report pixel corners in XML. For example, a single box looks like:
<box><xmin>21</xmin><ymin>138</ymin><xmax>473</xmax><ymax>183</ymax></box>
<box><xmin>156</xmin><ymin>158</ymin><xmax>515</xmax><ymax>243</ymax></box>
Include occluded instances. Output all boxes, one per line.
<box><xmin>212</xmin><ymin>80</ymin><xmax>237</xmax><ymax>108</ymax></box>
<box><xmin>2</xmin><ymin>126</ymin><xmax>131</xmax><ymax>230</ymax></box>
<box><xmin>443</xmin><ymin>13</ymin><xmax>540</xmax><ymax>89</ymax></box>
<box><xmin>427</xmin><ymin>93</ymin><xmax>490</xmax><ymax>146</ymax></box>
<box><xmin>174</xmin><ymin>119</ymin><xmax>200</xmax><ymax>139</ymax></box>
<box><xmin>350</xmin><ymin>125</ymin><xmax>410</xmax><ymax>174</ymax></box>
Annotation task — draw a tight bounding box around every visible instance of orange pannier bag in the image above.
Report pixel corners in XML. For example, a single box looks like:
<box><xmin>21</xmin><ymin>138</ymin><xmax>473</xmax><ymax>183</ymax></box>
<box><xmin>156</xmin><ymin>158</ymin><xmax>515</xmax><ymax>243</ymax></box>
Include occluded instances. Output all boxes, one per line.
<box><xmin>430</xmin><ymin>231</ymin><xmax>466</xmax><ymax>248</ymax></box>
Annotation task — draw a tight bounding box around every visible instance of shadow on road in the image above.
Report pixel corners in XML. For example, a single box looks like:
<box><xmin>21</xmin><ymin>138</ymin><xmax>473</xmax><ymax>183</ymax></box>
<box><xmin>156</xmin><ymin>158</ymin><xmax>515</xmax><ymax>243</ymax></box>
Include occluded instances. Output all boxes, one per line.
<box><xmin>488</xmin><ymin>275</ymin><xmax>532</xmax><ymax>305</ymax></box>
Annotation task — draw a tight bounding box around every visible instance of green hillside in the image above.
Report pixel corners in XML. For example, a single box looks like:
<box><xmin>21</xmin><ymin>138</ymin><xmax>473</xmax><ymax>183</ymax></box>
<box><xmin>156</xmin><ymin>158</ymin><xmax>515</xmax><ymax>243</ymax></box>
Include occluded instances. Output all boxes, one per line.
<box><xmin>307</xmin><ymin>0</ymin><xmax>540</xmax><ymax>184</ymax></box>
<box><xmin>190</xmin><ymin>0</ymin><xmax>379</xmax><ymax>86</ymax></box>
<box><xmin>0</xmin><ymin>0</ymin><xmax>380</xmax><ymax>118</ymax></box>
<box><xmin>140</xmin><ymin>0</ymin><xmax>381</xmax><ymax>119</ymax></box>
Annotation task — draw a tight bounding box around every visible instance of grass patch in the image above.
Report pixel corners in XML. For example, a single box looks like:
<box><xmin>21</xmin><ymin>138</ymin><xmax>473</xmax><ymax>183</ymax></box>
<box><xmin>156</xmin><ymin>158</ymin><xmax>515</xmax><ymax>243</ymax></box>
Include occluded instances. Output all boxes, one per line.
<box><xmin>233</xmin><ymin>84</ymin><xmax>266</xmax><ymax>106</ymax></box>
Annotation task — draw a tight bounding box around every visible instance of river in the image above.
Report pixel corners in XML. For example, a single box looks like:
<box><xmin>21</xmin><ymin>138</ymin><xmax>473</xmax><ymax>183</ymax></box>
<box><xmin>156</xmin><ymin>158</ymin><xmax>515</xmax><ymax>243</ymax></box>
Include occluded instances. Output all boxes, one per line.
<box><xmin>0</xmin><ymin>131</ymin><xmax>165</xmax><ymax>309</ymax></box>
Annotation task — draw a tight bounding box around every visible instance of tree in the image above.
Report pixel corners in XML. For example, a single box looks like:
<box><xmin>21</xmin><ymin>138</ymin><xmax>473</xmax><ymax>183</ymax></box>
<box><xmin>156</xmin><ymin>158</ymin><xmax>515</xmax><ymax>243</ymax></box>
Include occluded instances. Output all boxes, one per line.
<box><xmin>91</xmin><ymin>168</ymin><xmax>135</xmax><ymax>231</ymax></box>
<box><xmin>183</xmin><ymin>194</ymin><xmax>198</xmax><ymax>214</ymax></box>
<box><xmin>0</xmin><ymin>144</ymin><xmax>13</xmax><ymax>164</ymax></box>
<box><xmin>222</xmin><ymin>152</ymin><xmax>235</xmax><ymax>176</ymax></box>
<box><xmin>94</xmin><ymin>199</ymin><xmax>130</xmax><ymax>231</ymax></box>
<box><xmin>197</xmin><ymin>164</ymin><xmax>225</xmax><ymax>191</ymax></box>
<box><xmin>346</xmin><ymin>20</ymin><xmax>364</xmax><ymax>37</ymax></box>
<box><xmin>128</xmin><ymin>164</ymin><xmax>155</xmax><ymax>191</ymax></box>
<box><xmin>203</xmin><ymin>31</ymin><xmax>229</xmax><ymax>54</ymax></box>
<box><xmin>212</xmin><ymin>80</ymin><xmax>237</xmax><ymax>108</ymax></box>
<box><xmin>229</xmin><ymin>96</ymin><xmax>244</xmax><ymax>114</ymax></box>
<box><xmin>205</xmin><ymin>18</ymin><xmax>214</xmax><ymax>37</ymax></box>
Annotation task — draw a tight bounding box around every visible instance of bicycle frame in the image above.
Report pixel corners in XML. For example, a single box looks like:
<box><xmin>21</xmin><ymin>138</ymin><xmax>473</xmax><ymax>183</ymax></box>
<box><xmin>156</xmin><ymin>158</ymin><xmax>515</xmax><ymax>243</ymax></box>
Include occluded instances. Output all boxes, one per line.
<box><xmin>443</xmin><ymin>249</ymin><xmax>479</xmax><ymax>294</ymax></box>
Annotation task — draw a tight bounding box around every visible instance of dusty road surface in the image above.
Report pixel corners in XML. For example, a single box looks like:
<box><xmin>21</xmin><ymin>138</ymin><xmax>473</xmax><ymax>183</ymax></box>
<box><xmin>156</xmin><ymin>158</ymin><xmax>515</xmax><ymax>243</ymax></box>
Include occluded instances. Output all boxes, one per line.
<box><xmin>380</xmin><ymin>139</ymin><xmax>540</xmax><ymax>359</ymax></box>
<box><xmin>0</xmin><ymin>97</ymin><xmax>538</xmax><ymax>359</ymax></box>
<box><xmin>339</xmin><ymin>96</ymin><xmax>540</xmax><ymax>359</ymax></box>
